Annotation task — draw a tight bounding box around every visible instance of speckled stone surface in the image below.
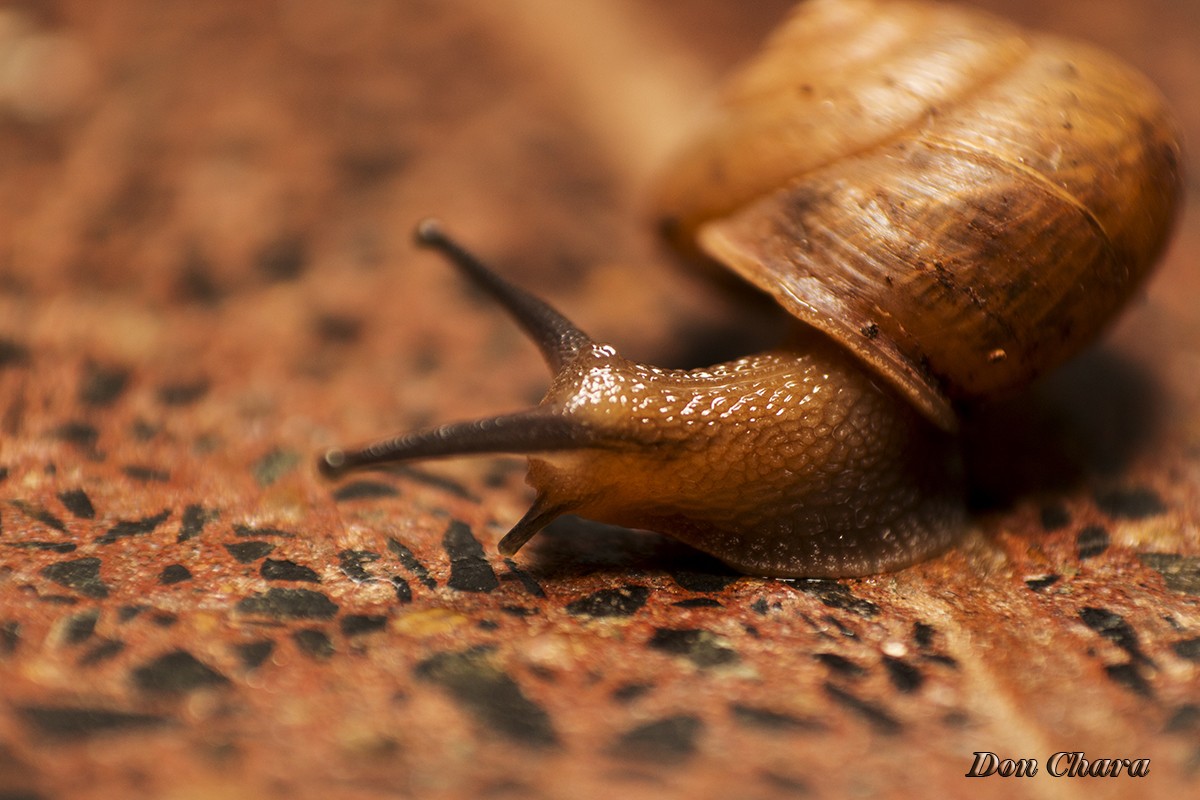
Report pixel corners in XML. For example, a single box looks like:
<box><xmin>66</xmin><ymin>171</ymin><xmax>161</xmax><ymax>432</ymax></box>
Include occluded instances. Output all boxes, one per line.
<box><xmin>1</xmin><ymin>1</ymin><xmax>1198</xmax><ymax>798</ymax></box>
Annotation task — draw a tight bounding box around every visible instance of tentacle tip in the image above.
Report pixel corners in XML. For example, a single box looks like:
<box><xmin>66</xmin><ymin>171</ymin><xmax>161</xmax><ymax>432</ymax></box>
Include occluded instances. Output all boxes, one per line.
<box><xmin>317</xmin><ymin>449</ymin><xmax>348</xmax><ymax>480</ymax></box>
<box><xmin>414</xmin><ymin>218</ymin><xmax>445</xmax><ymax>247</ymax></box>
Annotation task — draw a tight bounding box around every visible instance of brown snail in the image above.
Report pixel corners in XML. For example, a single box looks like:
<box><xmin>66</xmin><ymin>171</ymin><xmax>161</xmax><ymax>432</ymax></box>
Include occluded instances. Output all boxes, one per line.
<box><xmin>319</xmin><ymin>0</ymin><xmax>1182</xmax><ymax>578</ymax></box>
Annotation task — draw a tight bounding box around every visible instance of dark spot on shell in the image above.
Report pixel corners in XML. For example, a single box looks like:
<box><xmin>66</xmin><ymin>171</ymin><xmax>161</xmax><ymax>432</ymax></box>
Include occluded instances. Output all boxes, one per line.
<box><xmin>1139</xmin><ymin>553</ymin><xmax>1200</xmax><ymax>595</ymax></box>
<box><xmin>117</xmin><ymin>605</ymin><xmax>146</xmax><ymax>623</ymax></box>
<box><xmin>78</xmin><ymin>363</ymin><xmax>130</xmax><ymax>407</ymax></box>
<box><xmin>443</xmin><ymin>520</ymin><xmax>498</xmax><ymax>593</ymax></box>
<box><xmin>730</xmin><ymin>703</ymin><xmax>822</xmax><ymax>733</ymax></box>
<box><xmin>341</xmin><ymin>614</ymin><xmax>388</xmax><ymax>637</ymax></box>
<box><xmin>313</xmin><ymin>313</ymin><xmax>363</xmax><ymax>344</ymax></box>
<box><xmin>159</xmin><ymin>564</ymin><xmax>192</xmax><ymax>585</ymax></box>
<box><xmin>611</xmin><ymin>683</ymin><xmax>652</xmax><ymax>703</ymax></box>
<box><xmin>1095</xmin><ymin>487</ymin><xmax>1166</xmax><ymax>520</ymax></box>
<box><xmin>156</xmin><ymin>380</ymin><xmax>210</xmax><ymax>406</ymax></box>
<box><xmin>813</xmin><ymin>652</ymin><xmax>866</xmax><ymax>679</ymax></box>
<box><xmin>256</xmin><ymin>234</ymin><xmax>308</xmax><ymax>282</ymax></box>
<box><xmin>648</xmin><ymin>628</ymin><xmax>738</xmax><ymax>668</ymax></box>
<box><xmin>224</xmin><ymin>541</ymin><xmax>275</xmax><ymax>563</ymax></box>
<box><xmin>882</xmin><ymin>656</ymin><xmax>924</xmax><ymax>693</ymax></box>
<box><xmin>1165</xmin><ymin>704</ymin><xmax>1200</xmax><ymax>734</ymax></box>
<box><xmin>566</xmin><ymin>585</ymin><xmax>650</xmax><ymax>618</ymax></box>
<box><xmin>609</xmin><ymin>715</ymin><xmax>701</xmax><ymax>764</ymax></box>
<box><xmin>79</xmin><ymin>639</ymin><xmax>125</xmax><ymax>666</ymax></box>
<box><xmin>237</xmin><ymin>588</ymin><xmax>339</xmax><ymax>620</ymax></box>
<box><xmin>15</xmin><ymin>705</ymin><xmax>168</xmax><ymax>741</ymax></box>
<box><xmin>1171</xmin><ymin>638</ymin><xmax>1200</xmax><ymax>662</ymax></box>
<box><xmin>177</xmin><ymin>504</ymin><xmax>218</xmax><ymax>542</ymax></box>
<box><xmin>1</xmin><ymin>620</ymin><xmax>19</xmax><ymax>656</ymax></box>
<box><xmin>332</xmin><ymin>480</ymin><xmax>398</xmax><ymax>501</ymax></box>
<box><xmin>292</xmin><ymin>628</ymin><xmax>334</xmax><ymax>660</ymax></box>
<box><xmin>391</xmin><ymin>576</ymin><xmax>412</xmax><ymax>603</ymax></box>
<box><xmin>415</xmin><ymin>647</ymin><xmax>558</xmax><ymax>748</ymax></box>
<box><xmin>234</xmin><ymin>640</ymin><xmax>275</xmax><ymax>670</ymax></box>
<box><xmin>261</xmin><ymin>558</ymin><xmax>320</xmax><ymax>583</ymax></box>
<box><xmin>57</xmin><ymin>489</ymin><xmax>95</xmax><ymax>520</ymax></box>
<box><xmin>41</xmin><ymin>558</ymin><xmax>108</xmax><ymax>599</ymax></box>
<box><xmin>913</xmin><ymin>622</ymin><xmax>936</xmax><ymax>650</ymax></box>
<box><xmin>52</xmin><ymin>421</ymin><xmax>99</xmax><ymax>450</ymax></box>
<box><xmin>1076</xmin><ymin>525</ymin><xmax>1110</xmax><ymax>559</ymax></box>
<box><xmin>150</xmin><ymin>612</ymin><xmax>177</xmax><ymax>628</ymax></box>
<box><xmin>96</xmin><ymin>509</ymin><xmax>171</xmax><ymax>543</ymax></box>
<box><xmin>1078</xmin><ymin>607</ymin><xmax>1150</xmax><ymax>664</ymax></box>
<box><xmin>176</xmin><ymin>248</ymin><xmax>223</xmax><ymax>305</ymax></box>
<box><xmin>823</xmin><ymin>683</ymin><xmax>901</xmax><ymax>735</ymax></box>
<box><xmin>133</xmin><ymin>650</ymin><xmax>229</xmax><ymax>693</ymax></box>
<box><xmin>387</xmin><ymin>538</ymin><xmax>436</xmax><ymax>589</ymax></box>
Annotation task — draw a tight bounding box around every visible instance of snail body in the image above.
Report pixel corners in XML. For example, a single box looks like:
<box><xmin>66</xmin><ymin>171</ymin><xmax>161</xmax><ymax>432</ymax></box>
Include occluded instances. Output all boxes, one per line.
<box><xmin>319</xmin><ymin>0</ymin><xmax>1182</xmax><ymax>578</ymax></box>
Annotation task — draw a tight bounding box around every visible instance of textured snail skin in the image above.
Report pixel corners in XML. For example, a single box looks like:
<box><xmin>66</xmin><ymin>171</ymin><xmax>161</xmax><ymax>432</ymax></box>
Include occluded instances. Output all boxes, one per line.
<box><xmin>319</xmin><ymin>0</ymin><xmax>1182</xmax><ymax>578</ymax></box>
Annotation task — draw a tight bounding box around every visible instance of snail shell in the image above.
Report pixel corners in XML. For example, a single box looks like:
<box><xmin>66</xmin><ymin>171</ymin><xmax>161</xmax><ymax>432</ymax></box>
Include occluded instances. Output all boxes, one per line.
<box><xmin>654</xmin><ymin>0</ymin><xmax>1182</xmax><ymax>430</ymax></box>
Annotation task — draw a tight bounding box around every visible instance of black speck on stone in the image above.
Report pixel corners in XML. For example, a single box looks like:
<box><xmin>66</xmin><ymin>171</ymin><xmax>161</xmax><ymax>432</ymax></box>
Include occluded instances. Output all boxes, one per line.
<box><xmin>1104</xmin><ymin>662</ymin><xmax>1153</xmax><ymax>697</ymax></box>
<box><xmin>1165</xmin><ymin>704</ymin><xmax>1200</xmax><ymax>734</ymax></box>
<box><xmin>823</xmin><ymin>682</ymin><xmax>901</xmax><ymax>735</ymax></box>
<box><xmin>1095</xmin><ymin>487</ymin><xmax>1166</xmax><ymax>520</ymax></box>
<box><xmin>416</xmin><ymin>648</ymin><xmax>558</xmax><ymax>749</ymax></box>
<box><xmin>78</xmin><ymin>363</ymin><xmax>130</xmax><ymax>407</ymax></box>
<box><xmin>668</xmin><ymin>569</ymin><xmax>739</xmax><ymax>593</ymax></box>
<box><xmin>237</xmin><ymin>588</ymin><xmax>339</xmax><ymax>620</ymax></box>
<box><xmin>674</xmin><ymin>598</ymin><xmax>722</xmax><ymax>608</ymax></box>
<box><xmin>443</xmin><ymin>520</ymin><xmax>498</xmax><ymax>593</ymax></box>
<box><xmin>1076</xmin><ymin>525</ymin><xmax>1110</xmax><ymax>559</ymax></box>
<box><xmin>159</xmin><ymin>564</ymin><xmax>192</xmax><ymax>585</ymax></box>
<box><xmin>566</xmin><ymin>585</ymin><xmax>650</xmax><ymax>618</ymax></box>
<box><xmin>792</xmin><ymin>579</ymin><xmax>880</xmax><ymax>618</ymax></box>
<box><xmin>611</xmin><ymin>682</ymin><xmax>653</xmax><ymax>703</ymax></box>
<box><xmin>261</xmin><ymin>558</ymin><xmax>320</xmax><ymax>583</ymax></box>
<box><xmin>53</xmin><ymin>421</ymin><xmax>99</xmax><ymax>450</ymax></box>
<box><xmin>0</xmin><ymin>338</ymin><xmax>30</xmax><ymax>369</ymax></box>
<box><xmin>58</xmin><ymin>488</ymin><xmax>95</xmax><ymax>519</ymax></box>
<box><xmin>117</xmin><ymin>605</ymin><xmax>146</xmax><ymax>623</ymax></box>
<box><xmin>177</xmin><ymin>504</ymin><xmax>218</xmax><ymax>542</ymax></box>
<box><xmin>750</xmin><ymin>598</ymin><xmax>771</xmax><ymax>615</ymax></box>
<box><xmin>337</xmin><ymin>549</ymin><xmax>380</xmax><ymax>583</ymax></box>
<box><xmin>122</xmin><ymin>465</ymin><xmax>170</xmax><ymax>483</ymax></box>
<box><xmin>1</xmin><ymin>620</ymin><xmax>19</xmax><ymax>656</ymax></box>
<box><xmin>233</xmin><ymin>524</ymin><xmax>295</xmax><ymax>538</ymax></box>
<box><xmin>1025</xmin><ymin>574</ymin><xmax>1061</xmax><ymax>592</ymax></box>
<box><xmin>13</xmin><ymin>500</ymin><xmax>67</xmax><ymax>532</ymax></box>
<box><xmin>157</xmin><ymin>379</ymin><xmax>210</xmax><ymax>406</ymax></box>
<box><xmin>814</xmin><ymin>652</ymin><xmax>867</xmax><ymax>679</ymax></box>
<box><xmin>79</xmin><ymin>639</ymin><xmax>125</xmax><ymax>666</ymax></box>
<box><xmin>150</xmin><ymin>611</ymin><xmax>178</xmax><ymax>628</ymax></box>
<box><xmin>1079</xmin><ymin>607</ymin><xmax>1148</xmax><ymax>663</ymax></box>
<box><xmin>234</xmin><ymin>639</ymin><xmax>275</xmax><ymax>670</ymax></box>
<box><xmin>1171</xmin><ymin>637</ymin><xmax>1200</xmax><ymax>662</ymax></box>
<box><xmin>224</xmin><ymin>541</ymin><xmax>275</xmax><ymax>563</ymax></box>
<box><xmin>16</xmin><ymin>705</ymin><xmax>168</xmax><ymax>741</ymax></box>
<box><xmin>391</xmin><ymin>576</ymin><xmax>412</xmax><ymax>603</ymax></box>
<box><xmin>609</xmin><ymin>715</ymin><xmax>702</xmax><ymax>764</ymax></box>
<box><xmin>41</xmin><ymin>557</ymin><xmax>108</xmax><ymax>599</ymax></box>
<box><xmin>133</xmin><ymin>650</ymin><xmax>229</xmax><ymax>693</ymax></box>
<box><xmin>649</xmin><ymin>628</ymin><xmax>738</xmax><ymax>668</ymax></box>
<box><xmin>292</xmin><ymin>628</ymin><xmax>334</xmax><ymax>660</ymax></box>
<box><xmin>387</xmin><ymin>537</ymin><xmax>436</xmax><ymax>589</ymax></box>
<box><xmin>502</xmin><ymin>558</ymin><xmax>546</xmax><ymax>598</ymax></box>
<box><xmin>730</xmin><ymin>703</ymin><xmax>822</xmax><ymax>733</ymax></box>
<box><xmin>96</xmin><ymin>509</ymin><xmax>171</xmax><ymax>544</ymax></box>
<box><xmin>882</xmin><ymin>656</ymin><xmax>925</xmax><ymax>693</ymax></box>
<box><xmin>257</xmin><ymin>233</ymin><xmax>308</xmax><ymax>282</ymax></box>
<box><xmin>332</xmin><ymin>480</ymin><xmax>399</xmax><ymax>501</ymax></box>
<box><xmin>341</xmin><ymin>614</ymin><xmax>388</xmax><ymax>637</ymax></box>
<box><xmin>1138</xmin><ymin>553</ymin><xmax>1200</xmax><ymax>595</ymax></box>
<box><xmin>252</xmin><ymin>449</ymin><xmax>300</xmax><ymax>488</ymax></box>
<box><xmin>913</xmin><ymin>622</ymin><xmax>936</xmax><ymax>650</ymax></box>
<box><xmin>1040</xmin><ymin>503</ymin><xmax>1071</xmax><ymax>531</ymax></box>
<box><xmin>8</xmin><ymin>541</ymin><xmax>76</xmax><ymax>553</ymax></box>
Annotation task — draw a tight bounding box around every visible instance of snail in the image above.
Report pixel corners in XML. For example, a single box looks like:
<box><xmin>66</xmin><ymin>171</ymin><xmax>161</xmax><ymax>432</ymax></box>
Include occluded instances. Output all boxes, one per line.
<box><xmin>318</xmin><ymin>0</ymin><xmax>1182</xmax><ymax>578</ymax></box>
